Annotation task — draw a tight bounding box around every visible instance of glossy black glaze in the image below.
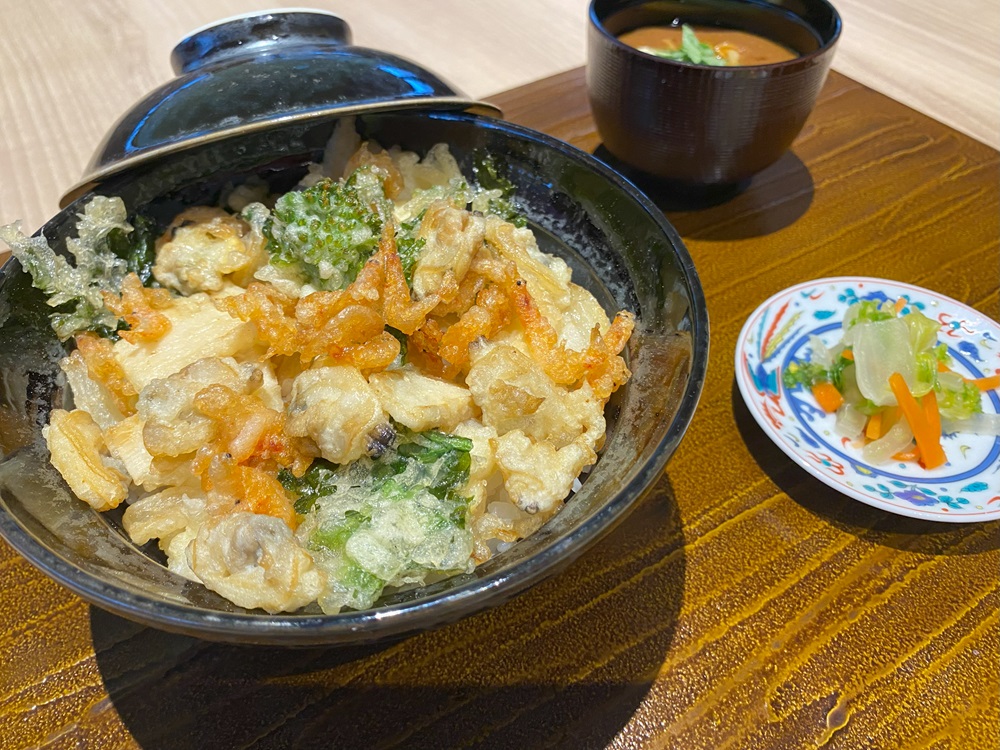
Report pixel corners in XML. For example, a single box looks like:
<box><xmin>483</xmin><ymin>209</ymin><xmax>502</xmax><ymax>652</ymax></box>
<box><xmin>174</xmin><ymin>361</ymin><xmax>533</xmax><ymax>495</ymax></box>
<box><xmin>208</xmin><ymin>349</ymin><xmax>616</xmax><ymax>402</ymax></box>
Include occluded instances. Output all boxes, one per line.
<box><xmin>0</xmin><ymin>111</ymin><xmax>709</xmax><ymax>645</ymax></box>
<box><xmin>63</xmin><ymin>10</ymin><xmax>498</xmax><ymax>206</ymax></box>
<box><xmin>587</xmin><ymin>0</ymin><xmax>841</xmax><ymax>187</ymax></box>
<box><xmin>171</xmin><ymin>10</ymin><xmax>352</xmax><ymax>74</ymax></box>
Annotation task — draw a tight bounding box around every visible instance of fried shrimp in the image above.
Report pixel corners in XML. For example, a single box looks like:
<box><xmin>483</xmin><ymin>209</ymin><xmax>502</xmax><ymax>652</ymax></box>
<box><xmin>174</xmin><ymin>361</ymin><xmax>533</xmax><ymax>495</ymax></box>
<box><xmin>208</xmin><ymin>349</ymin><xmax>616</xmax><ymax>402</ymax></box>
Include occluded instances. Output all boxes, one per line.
<box><xmin>29</xmin><ymin>132</ymin><xmax>638</xmax><ymax>614</ymax></box>
<box><xmin>101</xmin><ymin>272</ymin><xmax>173</xmax><ymax>343</ymax></box>
<box><xmin>218</xmin><ymin>222</ymin><xmax>451</xmax><ymax>367</ymax></box>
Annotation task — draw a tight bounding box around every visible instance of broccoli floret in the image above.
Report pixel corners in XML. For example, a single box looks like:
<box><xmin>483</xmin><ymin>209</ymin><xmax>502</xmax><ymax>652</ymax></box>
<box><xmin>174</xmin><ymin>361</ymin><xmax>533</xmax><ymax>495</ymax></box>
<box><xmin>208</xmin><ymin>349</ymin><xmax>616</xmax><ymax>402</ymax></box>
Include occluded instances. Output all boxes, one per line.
<box><xmin>257</xmin><ymin>152</ymin><xmax>527</xmax><ymax>294</ymax></box>
<box><xmin>395</xmin><ymin>215</ymin><xmax>426</xmax><ymax>284</ymax></box>
<box><xmin>261</xmin><ymin>166</ymin><xmax>390</xmax><ymax>291</ymax></box>
<box><xmin>280</xmin><ymin>428</ymin><xmax>475</xmax><ymax>613</ymax></box>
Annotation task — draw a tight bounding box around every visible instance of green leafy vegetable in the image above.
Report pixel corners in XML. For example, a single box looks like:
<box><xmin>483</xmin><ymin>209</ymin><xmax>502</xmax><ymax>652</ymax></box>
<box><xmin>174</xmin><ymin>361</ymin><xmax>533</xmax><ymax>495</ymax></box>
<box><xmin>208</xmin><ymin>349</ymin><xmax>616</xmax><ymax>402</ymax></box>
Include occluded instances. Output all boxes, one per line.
<box><xmin>278</xmin><ymin>460</ymin><xmax>339</xmax><ymax>515</ymax></box>
<box><xmin>935</xmin><ymin>374</ymin><xmax>984</xmax><ymax>421</ymax></box>
<box><xmin>852</xmin><ymin>316</ymin><xmax>916</xmax><ymax>405</ymax></box>
<box><xmin>281</xmin><ymin>428</ymin><xmax>476</xmax><ymax>613</ymax></box>
<box><xmin>385</xmin><ymin>326</ymin><xmax>409</xmax><ymax>368</ymax></box>
<box><xmin>103</xmin><ymin>213</ymin><xmax>158</xmax><ymax>286</ymax></box>
<box><xmin>471</xmin><ymin>152</ymin><xmax>526</xmax><ymax>227</ymax></box>
<box><xmin>0</xmin><ymin>197</ymin><xmax>136</xmax><ymax>340</ymax></box>
<box><xmin>472</xmin><ymin>151</ymin><xmax>516</xmax><ymax>194</ymax></box>
<box><xmin>913</xmin><ymin>350</ymin><xmax>939</xmax><ymax>397</ymax></box>
<box><xmin>783</xmin><ymin>297</ymin><xmax>991</xmax><ymax>467</ymax></box>
<box><xmin>903</xmin><ymin>308</ymin><xmax>940</xmax><ymax>353</ymax></box>
<box><xmin>312</xmin><ymin>508</ymin><xmax>370</xmax><ymax>551</ymax></box>
<box><xmin>400</xmin><ymin>151</ymin><xmax>527</xmax><ymax>227</ymax></box>
<box><xmin>782</xmin><ymin>360</ymin><xmax>830</xmax><ymax>389</ymax></box>
<box><xmin>784</xmin><ymin>349</ymin><xmax>854</xmax><ymax>390</ymax></box>
<box><xmin>89</xmin><ymin>318</ymin><xmax>132</xmax><ymax>343</ymax></box>
<box><xmin>843</xmin><ymin>299</ymin><xmax>895</xmax><ymax>330</ymax></box>
<box><xmin>640</xmin><ymin>24</ymin><xmax>728</xmax><ymax>66</ymax></box>
<box><xmin>827</xmin><ymin>353</ymin><xmax>851</xmax><ymax>392</ymax></box>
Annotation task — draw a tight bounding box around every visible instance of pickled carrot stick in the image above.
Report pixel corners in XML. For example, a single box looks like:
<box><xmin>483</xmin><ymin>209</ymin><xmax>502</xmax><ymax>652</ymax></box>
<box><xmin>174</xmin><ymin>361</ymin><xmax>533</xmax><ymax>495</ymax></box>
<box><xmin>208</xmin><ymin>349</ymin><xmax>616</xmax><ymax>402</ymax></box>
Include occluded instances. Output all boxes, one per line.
<box><xmin>966</xmin><ymin>373</ymin><xmax>1000</xmax><ymax>391</ymax></box>
<box><xmin>889</xmin><ymin>372</ymin><xmax>945</xmax><ymax>469</ymax></box>
<box><xmin>865</xmin><ymin>413</ymin><xmax>882</xmax><ymax>440</ymax></box>
<box><xmin>811</xmin><ymin>382</ymin><xmax>844</xmax><ymax>413</ymax></box>
<box><xmin>922</xmin><ymin>390</ymin><xmax>942</xmax><ymax>442</ymax></box>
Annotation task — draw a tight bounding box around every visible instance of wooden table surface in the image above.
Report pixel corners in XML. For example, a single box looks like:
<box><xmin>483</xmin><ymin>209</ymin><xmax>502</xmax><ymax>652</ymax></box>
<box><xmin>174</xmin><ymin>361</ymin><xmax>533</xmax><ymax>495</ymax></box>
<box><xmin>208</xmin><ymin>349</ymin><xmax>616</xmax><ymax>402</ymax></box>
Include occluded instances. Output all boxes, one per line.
<box><xmin>1</xmin><ymin>61</ymin><xmax>998</xmax><ymax>747</ymax></box>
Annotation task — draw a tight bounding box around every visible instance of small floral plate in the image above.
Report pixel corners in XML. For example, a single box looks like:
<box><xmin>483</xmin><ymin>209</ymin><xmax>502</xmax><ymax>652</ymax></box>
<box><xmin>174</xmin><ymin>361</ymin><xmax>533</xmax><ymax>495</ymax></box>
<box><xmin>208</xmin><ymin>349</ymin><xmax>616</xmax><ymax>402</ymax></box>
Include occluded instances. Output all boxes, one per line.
<box><xmin>735</xmin><ymin>277</ymin><xmax>1000</xmax><ymax>522</ymax></box>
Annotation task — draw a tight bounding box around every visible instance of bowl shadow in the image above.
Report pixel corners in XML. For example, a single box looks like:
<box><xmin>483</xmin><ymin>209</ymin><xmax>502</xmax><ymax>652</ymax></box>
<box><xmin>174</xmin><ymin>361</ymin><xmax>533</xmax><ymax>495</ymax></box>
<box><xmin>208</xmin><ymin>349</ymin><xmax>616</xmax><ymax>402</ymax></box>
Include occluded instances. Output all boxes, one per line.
<box><xmin>731</xmin><ymin>378</ymin><xmax>1000</xmax><ymax>555</ymax></box>
<box><xmin>591</xmin><ymin>145</ymin><xmax>814</xmax><ymax>239</ymax></box>
<box><xmin>91</xmin><ymin>472</ymin><xmax>687</xmax><ymax>749</ymax></box>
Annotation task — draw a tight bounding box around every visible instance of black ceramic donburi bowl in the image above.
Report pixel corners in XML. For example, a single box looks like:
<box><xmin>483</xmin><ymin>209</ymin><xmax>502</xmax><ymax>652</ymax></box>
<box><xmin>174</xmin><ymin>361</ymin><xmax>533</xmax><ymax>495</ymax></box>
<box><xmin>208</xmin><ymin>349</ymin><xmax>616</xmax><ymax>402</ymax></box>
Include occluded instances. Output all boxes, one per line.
<box><xmin>587</xmin><ymin>0</ymin><xmax>841</xmax><ymax>189</ymax></box>
<box><xmin>0</xmin><ymin>111</ymin><xmax>709</xmax><ymax>645</ymax></box>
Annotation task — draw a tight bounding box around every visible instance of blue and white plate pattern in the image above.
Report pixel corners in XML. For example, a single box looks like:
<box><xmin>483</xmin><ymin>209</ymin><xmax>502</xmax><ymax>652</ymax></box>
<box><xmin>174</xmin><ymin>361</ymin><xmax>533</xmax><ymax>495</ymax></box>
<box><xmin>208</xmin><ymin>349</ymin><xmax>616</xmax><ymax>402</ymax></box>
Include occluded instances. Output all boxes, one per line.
<box><xmin>735</xmin><ymin>277</ymin><xmax>1000</xmax><ymax>522</ymax></box>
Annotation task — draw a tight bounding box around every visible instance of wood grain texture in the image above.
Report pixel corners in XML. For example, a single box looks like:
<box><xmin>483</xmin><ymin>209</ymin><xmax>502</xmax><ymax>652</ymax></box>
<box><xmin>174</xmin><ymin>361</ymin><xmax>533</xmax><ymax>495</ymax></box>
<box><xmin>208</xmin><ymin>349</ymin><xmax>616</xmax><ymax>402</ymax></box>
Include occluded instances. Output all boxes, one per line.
<box><xmin>1</xmin><ymin>66</ymin><xmax>998</xmax><ymax>749</ymax></box>
<box><xmin>831</xmin><ymin>0</ymin><xmax>1000</xmax><ymax>151</ymax></box>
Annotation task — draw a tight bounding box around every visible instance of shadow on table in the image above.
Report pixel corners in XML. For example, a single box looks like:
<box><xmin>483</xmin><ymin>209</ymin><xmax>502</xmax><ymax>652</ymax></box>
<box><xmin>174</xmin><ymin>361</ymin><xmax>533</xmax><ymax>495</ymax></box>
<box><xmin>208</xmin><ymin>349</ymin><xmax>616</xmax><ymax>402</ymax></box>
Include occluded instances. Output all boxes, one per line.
<box><xmin>591</xmin><ymin>146</ymin><xmax>814</xmax><ymax>239</ymax></box>
<box><xmin>731</xmin><ymin>378</ymin><xmax>1000</xmax><ymax>555</ymax></box>
<box><xmin>91</xmin><ymin>473</ymin><xmax>686</xmax><ymax>750</ymax></box>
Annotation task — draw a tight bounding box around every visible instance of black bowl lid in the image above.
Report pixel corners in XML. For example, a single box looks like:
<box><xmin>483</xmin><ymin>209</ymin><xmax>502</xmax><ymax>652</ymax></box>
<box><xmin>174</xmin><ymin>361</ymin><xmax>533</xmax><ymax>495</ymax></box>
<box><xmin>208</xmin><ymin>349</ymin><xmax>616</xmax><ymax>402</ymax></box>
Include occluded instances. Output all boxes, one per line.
<box><xmin>60</xmin><ymin>9</ymin><xmax>501</xmax><ymax>207</ymax></box>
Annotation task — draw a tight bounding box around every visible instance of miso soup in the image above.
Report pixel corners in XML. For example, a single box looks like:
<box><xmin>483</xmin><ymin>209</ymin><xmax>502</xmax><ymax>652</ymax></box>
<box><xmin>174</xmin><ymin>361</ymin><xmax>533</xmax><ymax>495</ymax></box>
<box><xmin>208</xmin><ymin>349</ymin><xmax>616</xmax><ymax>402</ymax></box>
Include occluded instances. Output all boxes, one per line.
<box><xmin>619</xmin><ymin>24</ymin><xmax>797</xmax><ymax>65</ymax></box>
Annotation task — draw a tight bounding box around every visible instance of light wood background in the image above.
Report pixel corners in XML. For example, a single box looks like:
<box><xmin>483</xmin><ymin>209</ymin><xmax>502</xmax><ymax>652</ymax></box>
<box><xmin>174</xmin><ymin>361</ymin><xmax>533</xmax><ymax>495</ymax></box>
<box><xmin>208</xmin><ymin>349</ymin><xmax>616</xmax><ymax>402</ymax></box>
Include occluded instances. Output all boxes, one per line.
<box><xmin>0</xmin><ymin>0</ymin><xmax>997</xmax><ymax>236</ymax></box>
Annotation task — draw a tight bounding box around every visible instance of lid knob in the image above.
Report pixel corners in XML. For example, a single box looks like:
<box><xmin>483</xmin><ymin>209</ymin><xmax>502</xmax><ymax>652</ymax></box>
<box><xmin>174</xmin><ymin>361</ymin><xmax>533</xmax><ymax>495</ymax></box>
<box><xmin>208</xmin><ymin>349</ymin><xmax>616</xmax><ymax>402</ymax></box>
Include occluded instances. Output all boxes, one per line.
<box><xmin>171</xmin><ymin>9</ymin><xmax>352</xmax><ymax>74</ymax></box>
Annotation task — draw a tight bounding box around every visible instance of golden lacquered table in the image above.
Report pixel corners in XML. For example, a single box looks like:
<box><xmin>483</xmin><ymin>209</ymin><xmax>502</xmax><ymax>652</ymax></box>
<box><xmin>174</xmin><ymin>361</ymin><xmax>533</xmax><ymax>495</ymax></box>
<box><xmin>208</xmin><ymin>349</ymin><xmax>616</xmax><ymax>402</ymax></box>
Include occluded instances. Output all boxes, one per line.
<box><xmin>0</xmin><ymin>67</ymin><xmax>998</xmax><ymax>749</ymax></box>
